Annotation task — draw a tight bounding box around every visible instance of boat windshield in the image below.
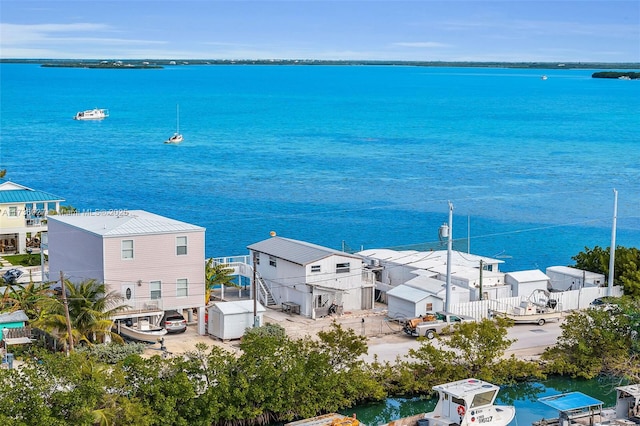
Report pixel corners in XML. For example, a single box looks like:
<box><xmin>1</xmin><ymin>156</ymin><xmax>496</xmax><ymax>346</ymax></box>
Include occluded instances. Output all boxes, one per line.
<box><xmin>471</xmin><ymin>390</ymin><xmax>497</xmax><ymax>408</ymax></box>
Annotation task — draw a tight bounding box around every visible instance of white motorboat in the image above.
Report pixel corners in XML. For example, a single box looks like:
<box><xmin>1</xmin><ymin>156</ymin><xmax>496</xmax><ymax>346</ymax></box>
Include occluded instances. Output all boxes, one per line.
<box><xmin>384</xmin><ymin>378</ymin><xmax>515</xmax><ymax>426</ymax></box>
<box><xmin>164</xmin><ymin>104</ymin><xmax>183</xmax><ymax>144</ymax></box>
<box><xmin>74</xmin><ymin>108</ymin><xmax>108</xmax><ymax>120</ymax></box>
<box><xmin>424</xmin><ymin>378</ymin><xmax>515</xmax><ymax>426</ymax></box>
<box><xmin>115</xmin><ymin>318</ymin><xmax>167</xmax><ymax>343</ymax></box>
<box><xmin>489</xmin><ymin>289</ymin><xmax>562</xmax><ymax>326</ymax></box>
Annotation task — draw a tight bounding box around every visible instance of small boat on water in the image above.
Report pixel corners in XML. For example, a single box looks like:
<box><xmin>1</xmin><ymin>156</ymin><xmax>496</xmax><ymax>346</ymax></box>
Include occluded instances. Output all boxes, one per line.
<box><xmin>164</xmin><ymin>104</ymin><xmax>183</xmax><ymax>144</ymax></box>
<box><xmin>114</xmin><ymin>318</ymin><xmax>167</xmax><ymax>343</ymax></box>
<box><xmin>533</xmin><ymin>383</ymin><xmax>640</xmax><ymax>425</ymax></box>
<box><xmin>541</xmin><ymin>75</ymin><xmax>548</xmax><ymax>80</ymax></box>
<box><xmin>74</xmin><ymin>108</ymin><xmax>108</xmax><ymax>120</ymax></box>
<box><xmin>384</xmin><ymin>378</ymin><xmax>515</xmax><ymax>426</ymax></box>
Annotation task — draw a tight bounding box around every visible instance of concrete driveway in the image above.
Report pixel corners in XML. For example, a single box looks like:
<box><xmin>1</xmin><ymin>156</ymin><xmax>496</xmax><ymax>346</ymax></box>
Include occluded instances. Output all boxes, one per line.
<box><xmin>153</xmin><ymin>307</ymin><xmax>564</xmax><ymax>364</ymax></box>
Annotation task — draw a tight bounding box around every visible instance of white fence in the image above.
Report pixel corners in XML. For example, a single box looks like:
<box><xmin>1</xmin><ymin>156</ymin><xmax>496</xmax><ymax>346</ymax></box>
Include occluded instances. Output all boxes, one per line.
<box><xmin>450</xmin><ymin>285</ymin><xmax>624</xmax><ymax>320</ymax></box>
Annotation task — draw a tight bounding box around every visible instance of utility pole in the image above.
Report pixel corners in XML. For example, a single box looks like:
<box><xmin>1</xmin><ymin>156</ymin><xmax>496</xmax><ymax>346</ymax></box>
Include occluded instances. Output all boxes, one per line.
<box><xmin>252</xmin><ymin>251</ymin><xmax>258</xmax><ymax>327</ymax></box>
<box><xmin>479</xmin><ymin>260</ymin><xmax>483</xmax><ymax>301</ymax></box>
<box><xmin>59</xmin><ymin>271</ymin><xmax>74</xmax><ymax>354</ymax></box>
<box><xmin>607</xmin><ymin>189</ymin><xmax>618</xmax><ymax>296</ymax></box>
<box><xmin>445</xmin><ymin>201</ymin><xmax>453</xmax><ymax>313</ymax></box>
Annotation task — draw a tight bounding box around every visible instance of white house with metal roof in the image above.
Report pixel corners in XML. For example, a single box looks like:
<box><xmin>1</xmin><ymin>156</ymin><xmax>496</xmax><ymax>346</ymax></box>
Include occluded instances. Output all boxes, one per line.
<box><xmin>247</xmin><ymin>236</ymin><xmax>374</xmax><ymax>318</ymax></box>
<box><xmin>0</xmin><ymin>180</ymin><xmax>64</xmax><ymax>255</ymax></box>
<box><xmin>47</xmin><ymin>210</ymin><xmax>207</xmax><ymax>334</ymax></box>
<box><xmin>358</xmin><ymin>248</ymin><xmax>508</xmax><ymax>302</ymax></box>
<box><xmin>545</xmin><ymin>266</ymin><xmax>606</xmax><ymax>291</ymax></box>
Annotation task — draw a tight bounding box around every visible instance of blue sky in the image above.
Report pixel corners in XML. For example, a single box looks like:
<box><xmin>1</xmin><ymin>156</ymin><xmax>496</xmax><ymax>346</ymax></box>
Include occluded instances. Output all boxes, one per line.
<box><xmin>1</xmin><ymin>0</ymin><xmax>638</xmax><ymax>62</ymax></box>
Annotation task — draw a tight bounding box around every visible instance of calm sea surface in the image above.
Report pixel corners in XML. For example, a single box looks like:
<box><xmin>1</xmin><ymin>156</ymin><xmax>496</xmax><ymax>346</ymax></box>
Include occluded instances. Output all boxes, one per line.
<box><xmin>1</xmin><ymin>64</ymin><xmax>639</xmax><ymax>271</ymax></box>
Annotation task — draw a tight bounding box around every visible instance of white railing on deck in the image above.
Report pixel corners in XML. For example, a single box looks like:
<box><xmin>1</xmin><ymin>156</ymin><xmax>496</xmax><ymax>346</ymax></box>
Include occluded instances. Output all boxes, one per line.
<box><xmin>115</xmin><ymin>299</ymin><xmax>164</xmax><ymax>317</ymax></box>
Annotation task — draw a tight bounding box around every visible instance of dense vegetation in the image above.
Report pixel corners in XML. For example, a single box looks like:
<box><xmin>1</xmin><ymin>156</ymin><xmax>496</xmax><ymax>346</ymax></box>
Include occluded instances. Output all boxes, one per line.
<box><xmin>592</xmin><ymin>71</ymin><xmax>640</xmax><ymax>79</ymax></box>
<box><xmin>572</xmin><ymin>245</ymin><xmax>640</xmax><ymax>297</ymax></box>
<box><xmin>1</xmin><ymin>246</ymin><xmax>639</xmax><ymax>425</ymax></box>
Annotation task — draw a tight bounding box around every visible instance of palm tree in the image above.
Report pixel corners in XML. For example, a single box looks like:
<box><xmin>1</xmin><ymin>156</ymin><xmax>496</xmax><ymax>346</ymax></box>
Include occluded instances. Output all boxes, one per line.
<box><xmin>0</xmin><ymin>280</ymin><xmax>52</xmax><ymax>318</ymax></box>
<box><xmin>205</xmin><ymin>258</ymin><xmax>237</xmax><ymax>302</ymax></box>
<box><xmin>35</xmin><ymin>279</ymin><xmax>129</xmax><ymax>347</ymax></box>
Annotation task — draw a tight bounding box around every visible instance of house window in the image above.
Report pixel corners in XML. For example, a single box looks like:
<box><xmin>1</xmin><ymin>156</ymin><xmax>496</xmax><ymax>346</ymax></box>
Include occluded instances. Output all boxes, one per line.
<box><xmin>336</xmin><ymin>262</ymin><xmax>350</xmax><ymax>273</ymax></box>
<box><xmin>311</xmin><ymin>265</ymin><xmax>321</xmax><ymax>273</ymax></box>
<box><xmin>425</xmin><ymin>302</ymin><xmax>433</xmax><ymax>312</ymax></box>
<box><xmin>9</xmin><ymin>206</ymin><xmax>17</xmax><ymax>217</ymax></box>
<box><xmin>177</xmin><ymin>279</ymin><xmax>188</xmax><ymax>297</ymax></box>
<box><xmin>269</xmin><ymin>256</ymin><xmax>277</xmax><ymax>267</ymax></box>
<box><xmin>150</xmin><ymin>281</ymin><xmax>161</xmax><ymax>300</ymax></box>
<box><xmin>121</xmin><ymin>240</ymin><xmax>134</xmax><ymax>259</ymax></box>
<box><xmin>176</xmin><ymin>236</ymin><xmax>187</xmax><ymax>255</ymax></box>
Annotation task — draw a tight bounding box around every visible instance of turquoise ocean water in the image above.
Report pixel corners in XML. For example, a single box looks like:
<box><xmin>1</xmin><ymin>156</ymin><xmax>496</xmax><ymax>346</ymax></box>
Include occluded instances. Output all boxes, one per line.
<box><xmin>1</xmin><ymin>64</ymin><xmax>639</xmax><ymax>271</ymax></box>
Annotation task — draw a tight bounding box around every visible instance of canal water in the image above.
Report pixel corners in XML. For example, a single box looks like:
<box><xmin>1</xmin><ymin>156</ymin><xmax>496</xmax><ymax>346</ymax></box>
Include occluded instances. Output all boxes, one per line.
<box><xmin>342</xmin><ymin>377</ymin><xmax>619</xmax><ymax>425</ymax></box>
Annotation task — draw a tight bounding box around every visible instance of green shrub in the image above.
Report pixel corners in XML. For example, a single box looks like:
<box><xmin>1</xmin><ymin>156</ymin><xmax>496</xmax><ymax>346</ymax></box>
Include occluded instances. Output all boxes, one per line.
<box><xmin>76</xmin><ymin>342</ymin><xmax>146</xmax><ymax>363</ymax></box>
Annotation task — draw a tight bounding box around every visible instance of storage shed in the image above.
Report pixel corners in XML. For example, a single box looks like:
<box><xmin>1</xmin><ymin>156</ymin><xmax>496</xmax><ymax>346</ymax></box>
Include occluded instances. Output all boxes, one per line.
<box><xmin>207</xmin><ymin>300</ymin><xmax>266</xmax><ymax>340</ymax></box>
<box><xmin>546</xmin><ymin>266</ymin><xmax>605</xmax><ymax>291</ymax></box>
<box><xmin>505</xmin><ymin>269</ymin><xmax>551</xmax><ymax>297</ymax></box>
<box><xmin>386</xmin><ymin>285</ymin><xmax>435</xmax><ymax>321</ymax></box>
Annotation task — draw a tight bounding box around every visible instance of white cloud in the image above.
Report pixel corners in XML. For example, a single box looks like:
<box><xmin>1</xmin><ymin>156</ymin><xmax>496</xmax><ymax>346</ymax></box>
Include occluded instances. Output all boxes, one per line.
<box><xmin>0</xmin><ymin>22</ymin><xmax>173</xmax><ymax>58</ymax></box>
<box><xmin>0</xmin><ymin>23</ymin><xmax>111</xmax><ymax>44</ymax></box>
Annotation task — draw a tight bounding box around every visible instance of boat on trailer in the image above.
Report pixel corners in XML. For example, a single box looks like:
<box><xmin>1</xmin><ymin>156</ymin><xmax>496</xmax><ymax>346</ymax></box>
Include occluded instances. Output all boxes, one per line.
<box><xmin>114</xmin><ymin>318</ymin><xmax>167</xmax><ymax>343</ymax></box>
<box><xmin>384</xmin><ymin>378</ymin><xmax>515</xmax><ymax>426</ymax></box>
<box><xmin>533</xmin><ymin>384</ymin><xmax>640</xmax><ymax>425</ymax></box>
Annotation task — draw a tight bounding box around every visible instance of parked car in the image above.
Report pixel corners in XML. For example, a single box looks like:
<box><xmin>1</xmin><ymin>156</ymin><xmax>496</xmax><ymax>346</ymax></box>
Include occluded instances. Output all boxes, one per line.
<box><xmin>2</xmin><ymin>268</ymin><xmax>23</xmax><ymax>283</ymax></box>
<box><xmin>162</xmin><ymin>310</ymin><xmax>187</xmax><ymax>333</ymax></box>
<box><xmin>589</xmin><ymin>296</ymin><xmax>619</xmax><ymax>312</ymax></box>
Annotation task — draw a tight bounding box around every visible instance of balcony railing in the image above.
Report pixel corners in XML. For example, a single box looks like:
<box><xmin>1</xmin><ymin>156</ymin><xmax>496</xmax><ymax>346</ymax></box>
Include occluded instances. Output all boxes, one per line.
<box><xmin>112</xmin><ymin>299</ymin><xmax>164</xmax><ymax>319</ymax></box>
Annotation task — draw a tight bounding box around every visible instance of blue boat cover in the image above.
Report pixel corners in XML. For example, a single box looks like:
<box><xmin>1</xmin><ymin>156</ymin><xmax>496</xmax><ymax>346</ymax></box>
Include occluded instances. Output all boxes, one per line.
<box><xmin>538</xmin><ymin>392</ymin><xmax>603</xmax><ymax>412</ymax></box>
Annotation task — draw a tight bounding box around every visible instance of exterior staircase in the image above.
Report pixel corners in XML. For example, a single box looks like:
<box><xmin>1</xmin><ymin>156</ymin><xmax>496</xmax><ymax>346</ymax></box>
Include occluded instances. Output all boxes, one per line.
<box><xmin>254</xmin><ymin>271</ymin><xmax>277</xmax><ymax>307</ymax></box>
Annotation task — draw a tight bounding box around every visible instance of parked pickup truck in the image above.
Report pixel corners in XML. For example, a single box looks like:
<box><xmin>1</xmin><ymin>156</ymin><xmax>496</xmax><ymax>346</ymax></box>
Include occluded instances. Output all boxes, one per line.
<box><xmin>403</xmin><ymin>311</ymin><xmax>476</xmax><ymax>339</ymax></box>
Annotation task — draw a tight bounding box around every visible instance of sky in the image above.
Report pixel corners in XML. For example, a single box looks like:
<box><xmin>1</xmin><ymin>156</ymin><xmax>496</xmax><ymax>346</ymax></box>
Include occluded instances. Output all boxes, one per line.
<box><xmin>1</xmin><ymin>0</ymin><xmax>639</xmax><ymax>62</ymax></box>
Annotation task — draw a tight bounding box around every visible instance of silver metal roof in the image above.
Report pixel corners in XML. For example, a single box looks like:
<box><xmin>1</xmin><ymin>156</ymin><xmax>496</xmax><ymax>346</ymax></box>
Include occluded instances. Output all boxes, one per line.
<box><xmin>387</xmin><ymin>285</ymin><xmax>431</xmax><ymax>303</ymax></box>
<box><xmin>0</xmin><ymin>310</ymin><xmax>29</xmax><ymax>324</ymax></box>
<box><xmin>47</xmin><ymin>210</ymin><xmax>204</xmax><ymax>237</ymax></box>
<box><xmin>210</xmin><ymin>300</ymin><xmax>266</xmax><ymax>315</ymax></box>
<box><xmin>247</xmin><ymin>236</ymin><xmax>361</xmax><ymax>266</ymax></box>
<box><xmin>506</xmin><ymin>269</ymin><xmax>550</xmax><ymax>282</ymax></box>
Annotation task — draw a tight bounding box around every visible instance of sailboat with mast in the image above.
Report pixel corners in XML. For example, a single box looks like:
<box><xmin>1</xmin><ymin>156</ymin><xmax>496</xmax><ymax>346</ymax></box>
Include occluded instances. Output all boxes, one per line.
<box><xmin>164</xmin><ymin>104</ymin><xmax>183</xmax><ymax>144</ymax></box>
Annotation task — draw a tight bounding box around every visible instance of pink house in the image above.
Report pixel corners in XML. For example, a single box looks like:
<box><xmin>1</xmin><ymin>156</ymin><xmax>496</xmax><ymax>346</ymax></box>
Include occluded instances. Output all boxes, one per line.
<box><xmin>47</xmin><ymin>210</ymin><xmax>206</xmax><ymax>334</ymax></box>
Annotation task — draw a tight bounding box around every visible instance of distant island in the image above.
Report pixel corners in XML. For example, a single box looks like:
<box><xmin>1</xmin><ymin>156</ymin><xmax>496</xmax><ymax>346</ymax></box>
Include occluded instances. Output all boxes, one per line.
<box><xmin>1</xmin><ymin>58</ymin><xmax>639</xmax><ymax>70</ymax></box>
<box><xmin>592</xmin><ymin>71</ymin><xmax>640</xmax><ymax>80</ymax></box>
<box><xmin>40</xmin><ymin>60</ymin><xmax>163</xmax><ymax>69</ymax></box>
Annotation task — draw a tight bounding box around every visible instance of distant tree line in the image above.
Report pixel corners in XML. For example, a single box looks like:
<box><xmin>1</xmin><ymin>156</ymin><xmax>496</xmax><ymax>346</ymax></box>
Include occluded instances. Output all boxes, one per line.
<box><xmin>592</xmin><ymin>71</ymin><xmax>640</xmax><ymax>79</ymax></box>
<box><xmin>2</xmin><ymin>58</ymin><xmax>639</xmax><ymax>70</ymax></box>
